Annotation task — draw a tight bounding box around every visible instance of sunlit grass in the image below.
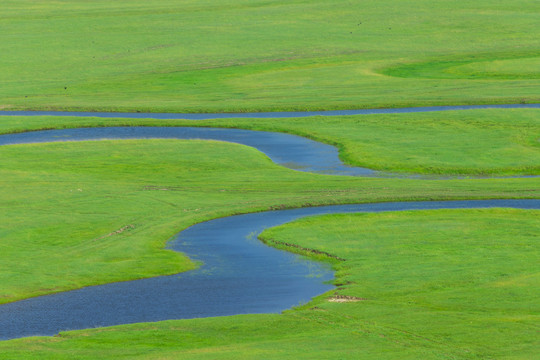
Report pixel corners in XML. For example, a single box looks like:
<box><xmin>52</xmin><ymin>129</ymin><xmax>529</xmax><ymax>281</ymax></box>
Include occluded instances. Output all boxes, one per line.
<box><xmin>1</xmin><ymin>209</ymin><xmax>537</xmax><ymax>359</ymax></box>
<box><xmin>1</xmin><ymin>0</ymin><xmax>539</xmax><ymax>112</ymax></box>
<box><xmin>1</xmin><ymin>108</ymin><xmax>538</xmax><ymax>175</ymax></box>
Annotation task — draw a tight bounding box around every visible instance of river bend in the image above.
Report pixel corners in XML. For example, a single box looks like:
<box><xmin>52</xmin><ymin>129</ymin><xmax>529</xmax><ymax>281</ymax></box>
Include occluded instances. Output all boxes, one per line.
<box><xmin>0</xmin><ymin>200</ymin><xmax>538</xmax><ymax>340</ymax></box>
<box><xmin>0</xmin><ymin>110</ymin><xmax>538</xmax><ymax>339</ymax></box>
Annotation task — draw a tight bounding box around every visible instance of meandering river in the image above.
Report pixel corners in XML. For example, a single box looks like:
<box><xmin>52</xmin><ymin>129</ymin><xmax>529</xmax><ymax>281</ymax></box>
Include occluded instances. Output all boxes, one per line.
<box><xmin>0</xmin><ymin>107</ymin><xmax>538</xmax><ymax>340</ymax></box>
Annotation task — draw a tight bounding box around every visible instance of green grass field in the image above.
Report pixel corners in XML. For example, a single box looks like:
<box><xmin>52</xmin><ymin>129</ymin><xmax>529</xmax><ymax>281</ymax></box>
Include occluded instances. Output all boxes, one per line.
<box><xmin>1</xmin><ymin>209</ymin><xmax>537</xmax><ymax>359</ymax></box>
<box><xmin>2</xmin><ymin>108</ymin><xmax>539</xmax><ymax>175</ymax></box>
<box><xmin>1</xmin><ymin>0</ymin><xmax>539</xmax><ymax>358</ymax></box>
<box><xmin>1</xmin><ymin>139</ymin><xmax>537</xmax><ymax>304</ymax></box>
<box><xmin>1</xmin><ymin>0</ymin><xmax>539</xmax><ymax>112</ymax></box>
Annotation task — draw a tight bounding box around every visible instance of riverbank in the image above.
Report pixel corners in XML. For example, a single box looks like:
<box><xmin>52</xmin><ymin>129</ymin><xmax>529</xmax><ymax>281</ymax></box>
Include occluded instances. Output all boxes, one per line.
<box><xmin>1</xmin><ymin>108</ymin><xmax>538</xmax><ymax>175</ymax></box>
<box><xmin>1</xmin><ymin>207</ymin><xmax>537</xmax><ymax>359</ymax></box>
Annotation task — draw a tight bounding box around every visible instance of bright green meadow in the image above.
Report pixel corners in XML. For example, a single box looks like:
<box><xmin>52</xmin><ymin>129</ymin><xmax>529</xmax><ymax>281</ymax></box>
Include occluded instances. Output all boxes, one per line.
<box><xmin>1</xmin><ymin>139</ymin><xmax>537</xmax><ymax>305</ymax></box>
<box><xmin>1</xmin><ymin>108</ymin><xmax>539</xmax><ymax>176</ymax></box>
<box><xmin>1</xmin><ymin>0</ymin><xmax>539</xmax><ymax>112</ymax></box>
<box><xmin>1</xmin><ymin>0</ymin><xmax>539</xmax><ymax>358</ymax></box>
<box><xmin>0</xmin><ymin>209</ymin><xmax>537</xmax><ymax>359</ymax></box>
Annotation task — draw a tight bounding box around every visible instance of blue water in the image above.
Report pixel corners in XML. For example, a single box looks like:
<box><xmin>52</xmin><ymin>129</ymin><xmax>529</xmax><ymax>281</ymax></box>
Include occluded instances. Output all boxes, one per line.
<box><xmin>0</xmin><ymin>199</ymin><xmax>538</xmax><ymax>340</ymax></box>
<box><xmin>0</xmin><ymin>116</ymin><xmax>538</xmax><ymax>340</ymax></box>
<box><xmin>0</xmin><ymin>103</ymin><xmax>539</xmax><ymax>120</ymax></box>
<box><xmin>0</xmin><ymin>126</ymin><xmax>535</xmax><ymax>179</ymax></box>
<box><xmin>0</xmin><ymin>126</ymin><xmax>377</xmax><ymax>176</ymax></box>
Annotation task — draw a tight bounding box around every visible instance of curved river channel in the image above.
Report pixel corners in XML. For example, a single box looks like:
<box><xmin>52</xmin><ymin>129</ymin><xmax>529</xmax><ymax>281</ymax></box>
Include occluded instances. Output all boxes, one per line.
<box><xmin>0</xmin><ymin>108</ymin><xmax>538</xmax><ymax>340</ymax></box>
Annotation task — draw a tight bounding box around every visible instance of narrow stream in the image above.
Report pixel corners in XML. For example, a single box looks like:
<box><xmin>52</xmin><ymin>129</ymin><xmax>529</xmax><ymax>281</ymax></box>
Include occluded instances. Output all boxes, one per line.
<box><xmin>1</xmin><ymin>103</ymin><xmax>539</xmax><ymax>119</ymax></box>
<box><xmin>1</xmin><ymin>126</ymin><xmax>536</xmax><ymax>179</ymax></box>
<box><xmin>0</xmin><ymin>200</ymin><xmax>538</xmax><ymax>340</ymax></box>
<box><xmin>0</xmin><ymin>115</ymin><xmax>537</xmax><ymax>340</ymax></box>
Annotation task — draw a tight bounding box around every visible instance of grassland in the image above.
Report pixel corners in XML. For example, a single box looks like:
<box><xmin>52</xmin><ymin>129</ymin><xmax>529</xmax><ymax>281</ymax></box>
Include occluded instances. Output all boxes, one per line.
<box><xmin>1</xmin><ymin>0</ymin><xmax>538</xmax><ymax>357</ymax></box>
<box><xmin>1</xmin><ymin>0</ymin><xmax>539</xmax><ymax>112</ymax></box>
<box><xmin>1</xmin><ymin>209</ymin><xmax>537</xmax><ymax>359</ymax></box>
<box><xmin>1</xmin><ymin>108</ymin><xmax>539</xmax><ymax>175</ymax></box>
<box><xmin>1</xmin><ymin>139</ymin><xmax>538</xmax><ymax>305</ymax></box>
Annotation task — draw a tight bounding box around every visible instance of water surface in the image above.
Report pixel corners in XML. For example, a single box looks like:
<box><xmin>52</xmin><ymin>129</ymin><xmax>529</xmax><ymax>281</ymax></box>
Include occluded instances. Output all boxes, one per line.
<box><xmin>0</xmin><ymin>126</ymin><xmax>377</xmax><ymax>176</ymax></box>
<box><xmin>0</xmin><ymin>199</ymin><xmax>538</xmax><ymax>340</ymax></box>
<box><xmin>1</xmin><ymin>103</ymin><xmax>539</xmax><ymax>119</ymax></box>
<box><xmin>0</xmin><ymin>118</ymin><xmax>538</xmax><ymax>339</ymax></box>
